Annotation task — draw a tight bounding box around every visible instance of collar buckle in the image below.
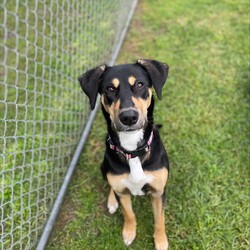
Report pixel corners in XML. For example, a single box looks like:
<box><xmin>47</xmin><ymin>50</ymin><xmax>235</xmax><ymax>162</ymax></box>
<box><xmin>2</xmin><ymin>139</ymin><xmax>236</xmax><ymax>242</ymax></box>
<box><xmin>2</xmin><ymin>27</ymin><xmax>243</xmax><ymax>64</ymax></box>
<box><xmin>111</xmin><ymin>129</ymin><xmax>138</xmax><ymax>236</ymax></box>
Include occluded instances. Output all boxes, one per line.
<box><xmin>125</xmin><ymin>153</ymin><xmax>132</xmax><ymax>160</ymax></box>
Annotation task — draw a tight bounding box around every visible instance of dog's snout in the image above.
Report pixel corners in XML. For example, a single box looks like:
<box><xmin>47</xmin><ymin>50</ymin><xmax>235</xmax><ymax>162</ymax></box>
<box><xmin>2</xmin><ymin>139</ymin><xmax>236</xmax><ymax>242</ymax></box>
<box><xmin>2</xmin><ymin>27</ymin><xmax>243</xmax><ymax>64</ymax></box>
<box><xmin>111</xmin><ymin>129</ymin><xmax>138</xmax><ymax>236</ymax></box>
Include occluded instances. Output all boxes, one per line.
<box><xmin>119</xmin><ymin>110</ymin><xmax>139</xmax><ymax>126</ymax></box>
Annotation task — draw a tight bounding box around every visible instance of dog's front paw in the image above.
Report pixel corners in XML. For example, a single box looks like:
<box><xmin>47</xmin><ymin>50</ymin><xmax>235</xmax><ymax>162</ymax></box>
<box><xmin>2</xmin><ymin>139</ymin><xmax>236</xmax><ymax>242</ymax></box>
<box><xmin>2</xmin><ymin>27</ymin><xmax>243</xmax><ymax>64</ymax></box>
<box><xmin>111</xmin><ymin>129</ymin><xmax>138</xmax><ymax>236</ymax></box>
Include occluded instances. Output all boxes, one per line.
<box><xmin>107</xmin><ymin>188</ymin><xmax>119</xmax><ymax>214</ymax></box>
<box><xmin>122</xmin><ymin>222</ymin><xmax>136</xmax><ymax>246</ymax></box>
<box><xmin>123</xmin><ymin>229</ymin><xmax>136</xmax><ymax>246</ymax></box>
<box><xmin>107</xmin><ymin>201</ymin><xmax>118</xmax><ymax>214</ymax></box>
<box><xmin>154</xmin><ymin>233</ymin><xmax>168</xmax><ymax>250</ymax></box>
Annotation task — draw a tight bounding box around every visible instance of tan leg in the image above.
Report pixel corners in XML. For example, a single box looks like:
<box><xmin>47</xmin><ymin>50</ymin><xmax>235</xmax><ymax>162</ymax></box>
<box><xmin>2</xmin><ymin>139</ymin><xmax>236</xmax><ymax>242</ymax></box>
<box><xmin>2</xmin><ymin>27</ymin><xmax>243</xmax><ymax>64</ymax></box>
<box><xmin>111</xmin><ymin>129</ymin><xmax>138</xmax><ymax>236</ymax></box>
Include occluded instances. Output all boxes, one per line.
<box><xmin>151</xmin><ymin>194</ymin><xmax>168</xmax><ymax>250</ymax></box>
<box><xmin>119</xmin><ymin>194</ymin><xmax>136</xmax><ymax>246</ymax></box>
<box><xmin>107</xmin><ymin>187</ymin><xmax>119</xmax><ymax>214</ymax></box>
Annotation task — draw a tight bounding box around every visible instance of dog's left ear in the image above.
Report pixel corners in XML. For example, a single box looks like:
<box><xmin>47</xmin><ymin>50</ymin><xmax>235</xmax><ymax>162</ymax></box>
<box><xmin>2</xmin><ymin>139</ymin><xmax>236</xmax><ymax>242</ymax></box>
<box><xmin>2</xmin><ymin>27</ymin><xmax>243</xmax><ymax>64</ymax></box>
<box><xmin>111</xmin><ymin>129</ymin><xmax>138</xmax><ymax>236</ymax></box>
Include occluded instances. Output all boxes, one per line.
<box><xmin>78</xmin><ymin>65</ymin><xmax>107</xmax><ymax>110</ymax></box>
<box><xmin>137</xmin><ymin>59</ymin><xmax>169</xmax><ymax>99</ymax></box>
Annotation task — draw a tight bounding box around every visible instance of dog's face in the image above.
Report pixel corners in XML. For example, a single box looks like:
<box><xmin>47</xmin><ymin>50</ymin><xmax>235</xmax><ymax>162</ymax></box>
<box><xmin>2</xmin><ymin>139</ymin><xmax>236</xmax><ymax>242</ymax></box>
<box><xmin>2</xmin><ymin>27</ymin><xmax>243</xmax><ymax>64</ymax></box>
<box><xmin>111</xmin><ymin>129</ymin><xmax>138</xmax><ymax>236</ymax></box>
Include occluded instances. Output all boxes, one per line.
<box><xmin>79</xmin><ymin>59</ymin><xmax>168</xmax><ymax>132</ymax></box>
<box><xmin>99</xmin><ymin>64</ymin><xmax>153</xmax><ymax>132</ymax></box>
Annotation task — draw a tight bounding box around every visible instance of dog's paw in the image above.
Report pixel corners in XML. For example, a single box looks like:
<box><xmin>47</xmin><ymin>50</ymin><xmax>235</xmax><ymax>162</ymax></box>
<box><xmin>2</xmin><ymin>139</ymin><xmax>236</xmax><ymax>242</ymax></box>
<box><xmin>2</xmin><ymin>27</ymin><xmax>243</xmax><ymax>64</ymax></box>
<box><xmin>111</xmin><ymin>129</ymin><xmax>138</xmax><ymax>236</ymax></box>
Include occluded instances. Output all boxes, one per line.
<box><xmin>122</xmin><ymin>228</ymin><xmax>136</xmax><ymax>246</ymax></box>
<box><xmin>154</xmin><ymin>234</ymin><xmax>168</xmax><ymax>250</ymax></box>
<box><xmin>107</xmin><ymin>188</ymin><xmax>119</xmax><ymax>214</ymax></box>
<box><xmin>107</xmin><ymin>201</ymin><xmax>118</xmax><ymax>214</ymax></box>
<box><xmin>155</xmin><ymin>241</ymin><xmax>168</xmax><ymax>250</ymax></box>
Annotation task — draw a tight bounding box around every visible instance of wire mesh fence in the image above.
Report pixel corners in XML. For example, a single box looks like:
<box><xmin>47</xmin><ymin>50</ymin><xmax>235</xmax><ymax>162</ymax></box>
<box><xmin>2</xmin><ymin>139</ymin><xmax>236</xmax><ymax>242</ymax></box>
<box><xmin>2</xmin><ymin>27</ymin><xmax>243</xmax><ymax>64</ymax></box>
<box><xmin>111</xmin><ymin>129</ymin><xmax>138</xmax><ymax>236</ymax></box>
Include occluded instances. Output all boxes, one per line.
<box><xmin>0</xmin><ymin>1</ymin><xmax>137</xmax><ymax>249</ymax></box>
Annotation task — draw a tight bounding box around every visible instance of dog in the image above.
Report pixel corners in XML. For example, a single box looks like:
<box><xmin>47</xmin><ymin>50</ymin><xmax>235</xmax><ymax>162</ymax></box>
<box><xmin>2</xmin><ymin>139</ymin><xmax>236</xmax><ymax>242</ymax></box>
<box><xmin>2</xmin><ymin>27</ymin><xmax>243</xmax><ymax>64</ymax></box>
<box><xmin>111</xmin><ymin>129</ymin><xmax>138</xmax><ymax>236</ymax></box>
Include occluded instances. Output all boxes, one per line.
<box><xmin>79</xmin><ymin>59</ymin><xmax>169</xmax><ymax>250</ymax></box>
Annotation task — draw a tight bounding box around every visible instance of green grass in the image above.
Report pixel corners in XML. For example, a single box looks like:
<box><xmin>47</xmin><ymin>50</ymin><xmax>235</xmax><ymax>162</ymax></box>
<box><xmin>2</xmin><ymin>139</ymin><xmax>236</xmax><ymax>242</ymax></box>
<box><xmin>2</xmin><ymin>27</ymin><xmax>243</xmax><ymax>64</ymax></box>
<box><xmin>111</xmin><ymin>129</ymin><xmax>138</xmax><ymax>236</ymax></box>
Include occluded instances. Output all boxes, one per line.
<box><xmin>48</xmin><ymin>0</ymin><xmax>249</xmax><ymax>249</ymax></box>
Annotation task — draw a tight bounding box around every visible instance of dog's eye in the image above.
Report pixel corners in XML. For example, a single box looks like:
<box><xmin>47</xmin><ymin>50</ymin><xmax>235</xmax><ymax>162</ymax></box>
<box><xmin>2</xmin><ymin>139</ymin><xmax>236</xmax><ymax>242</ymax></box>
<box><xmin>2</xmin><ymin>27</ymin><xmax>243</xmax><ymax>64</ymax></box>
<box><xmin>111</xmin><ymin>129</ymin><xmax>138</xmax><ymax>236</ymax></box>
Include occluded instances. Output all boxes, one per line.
<box><xmin>136</xmin><ymin>82</ymin><xmax>144</xmax><ymax>89</ymax></box>
<box><xmin>107</xmin><ymin>86</ymin><xmax>115</xmax><ymax>92</ymax></box>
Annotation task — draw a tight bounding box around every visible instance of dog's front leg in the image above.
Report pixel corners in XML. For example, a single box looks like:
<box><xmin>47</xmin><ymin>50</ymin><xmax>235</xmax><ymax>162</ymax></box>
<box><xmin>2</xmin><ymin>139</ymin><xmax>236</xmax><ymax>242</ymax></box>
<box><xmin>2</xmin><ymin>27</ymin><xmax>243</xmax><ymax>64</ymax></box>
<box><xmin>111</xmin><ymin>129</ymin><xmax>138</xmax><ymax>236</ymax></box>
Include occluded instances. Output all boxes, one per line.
<box><xmin>119</xmin><ymin>194</ymin><xmax>136</xmax><ymax>246</ymax></box>
<box><xmin>151</xmin><ymin>192</ymin><xmax>168</xmax><ymax>250</ymax></box>
<box><xmin>106</xmin><ymin>173</ymin><xmax>136</xmax><ymax>246</ymax></box>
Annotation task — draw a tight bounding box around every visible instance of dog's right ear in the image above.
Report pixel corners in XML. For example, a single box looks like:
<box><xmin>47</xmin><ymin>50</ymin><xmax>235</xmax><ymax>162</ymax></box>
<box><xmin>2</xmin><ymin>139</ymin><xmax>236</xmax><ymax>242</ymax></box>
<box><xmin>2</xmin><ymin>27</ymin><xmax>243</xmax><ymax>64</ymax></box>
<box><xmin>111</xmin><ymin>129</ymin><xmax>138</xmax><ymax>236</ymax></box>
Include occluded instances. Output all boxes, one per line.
<box><xmin>137</xmin><ymin>59</ymin><xmax>168</xmax><ymax>100</ymax></box>
<box><xmin>78</xmin><ymin>65</ymin><xmax>107</xmax><ymax>110</ymax></box>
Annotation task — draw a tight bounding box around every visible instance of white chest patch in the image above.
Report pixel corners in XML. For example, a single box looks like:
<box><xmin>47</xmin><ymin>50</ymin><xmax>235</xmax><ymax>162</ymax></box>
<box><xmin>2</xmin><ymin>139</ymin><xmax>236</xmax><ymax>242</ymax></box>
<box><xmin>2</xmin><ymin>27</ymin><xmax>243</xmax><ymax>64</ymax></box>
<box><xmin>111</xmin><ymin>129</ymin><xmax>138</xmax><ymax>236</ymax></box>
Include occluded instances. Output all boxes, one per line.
<box><xmin>118</xmin><ymin>130</ymin><xmax>154</xmax><ymax>196</ymax></box>
<box><xmin>122</xmin><ymin>157</ymin><xmax>154</xmax><ymax>196</ymax></box>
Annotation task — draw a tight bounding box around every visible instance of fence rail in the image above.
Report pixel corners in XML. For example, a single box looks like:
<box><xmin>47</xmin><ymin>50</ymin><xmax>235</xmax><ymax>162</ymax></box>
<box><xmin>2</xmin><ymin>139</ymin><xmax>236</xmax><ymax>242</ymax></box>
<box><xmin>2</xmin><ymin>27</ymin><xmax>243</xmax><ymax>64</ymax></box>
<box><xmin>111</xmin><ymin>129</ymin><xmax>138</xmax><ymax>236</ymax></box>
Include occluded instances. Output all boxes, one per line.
<box><xmin>0</xmin><ymin>1</ymin><xmax>137</xmax><ymax>249</ymax></box>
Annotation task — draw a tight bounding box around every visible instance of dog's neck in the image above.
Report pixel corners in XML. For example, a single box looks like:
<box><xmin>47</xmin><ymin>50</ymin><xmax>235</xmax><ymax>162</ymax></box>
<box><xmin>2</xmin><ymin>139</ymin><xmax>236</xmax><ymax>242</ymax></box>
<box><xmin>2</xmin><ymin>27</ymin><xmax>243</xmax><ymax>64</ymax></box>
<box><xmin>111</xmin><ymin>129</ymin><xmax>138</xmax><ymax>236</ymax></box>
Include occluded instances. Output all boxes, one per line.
<box><xmin>117</xmin><ymin>129</ymin><xmax>144</xmax><ymax>151</ymax></box>
<box><xmin>104</xmin><ymin>116</ymin><xmax>153</xmax><ymax>153</ymax></box>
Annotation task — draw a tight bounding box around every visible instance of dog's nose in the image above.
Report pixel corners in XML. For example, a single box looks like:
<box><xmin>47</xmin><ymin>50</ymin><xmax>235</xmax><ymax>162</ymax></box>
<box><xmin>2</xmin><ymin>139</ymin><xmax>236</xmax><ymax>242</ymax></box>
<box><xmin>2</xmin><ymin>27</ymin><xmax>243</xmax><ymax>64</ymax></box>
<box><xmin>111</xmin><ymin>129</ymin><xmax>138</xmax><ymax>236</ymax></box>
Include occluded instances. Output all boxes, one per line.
<box><xmin>119</xmin><ymin>110</ymin><xmax>139</xmax><ymax>126</ymax></box>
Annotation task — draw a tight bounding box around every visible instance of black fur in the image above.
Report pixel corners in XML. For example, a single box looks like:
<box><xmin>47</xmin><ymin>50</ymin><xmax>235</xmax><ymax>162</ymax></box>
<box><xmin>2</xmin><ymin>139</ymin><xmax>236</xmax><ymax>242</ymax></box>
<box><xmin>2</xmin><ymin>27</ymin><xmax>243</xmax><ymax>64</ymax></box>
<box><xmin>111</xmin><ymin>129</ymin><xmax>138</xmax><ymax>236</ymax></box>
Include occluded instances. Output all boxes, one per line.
<box><xmin>137</xmin><ymin>59</ymin><xmax>168</xmax><ymax>100</ymax></box>
<box><xmin>78</xmin><ymin>64</ymin><xmax>107</xmax><ymax>109</ymax></box>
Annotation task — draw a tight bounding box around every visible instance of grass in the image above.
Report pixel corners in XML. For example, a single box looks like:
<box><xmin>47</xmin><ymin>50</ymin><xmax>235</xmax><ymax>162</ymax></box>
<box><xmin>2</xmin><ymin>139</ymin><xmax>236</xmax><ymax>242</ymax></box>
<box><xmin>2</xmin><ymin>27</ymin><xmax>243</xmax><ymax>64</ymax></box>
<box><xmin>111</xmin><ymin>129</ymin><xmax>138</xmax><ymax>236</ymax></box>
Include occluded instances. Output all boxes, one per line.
<box><xmin>48</xmin><ymin>0</ymin><xmax>250</xmax><ymax>249</ymax></box>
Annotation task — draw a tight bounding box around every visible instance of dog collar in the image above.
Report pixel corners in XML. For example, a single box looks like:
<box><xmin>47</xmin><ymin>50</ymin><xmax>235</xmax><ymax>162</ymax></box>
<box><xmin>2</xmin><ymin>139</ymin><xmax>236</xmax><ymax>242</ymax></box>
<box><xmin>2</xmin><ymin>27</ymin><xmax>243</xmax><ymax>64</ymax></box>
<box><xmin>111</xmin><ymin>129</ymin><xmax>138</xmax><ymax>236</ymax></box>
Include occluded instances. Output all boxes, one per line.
<box><xmin>107</xmin><ymin>130</ymin><xmax>154</xmax><ymax>160</ymax></box>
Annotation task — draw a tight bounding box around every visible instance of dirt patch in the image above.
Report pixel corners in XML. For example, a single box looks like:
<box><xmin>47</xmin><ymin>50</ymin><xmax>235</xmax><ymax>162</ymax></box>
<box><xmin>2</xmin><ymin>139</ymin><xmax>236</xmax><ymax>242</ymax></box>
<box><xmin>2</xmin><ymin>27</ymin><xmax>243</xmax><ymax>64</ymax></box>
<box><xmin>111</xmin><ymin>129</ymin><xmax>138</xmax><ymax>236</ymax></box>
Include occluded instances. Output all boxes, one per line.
<box><xmin>47</xmin><ymin>196</ymin><xmax>77</xmax><ymax>244</ymax></box>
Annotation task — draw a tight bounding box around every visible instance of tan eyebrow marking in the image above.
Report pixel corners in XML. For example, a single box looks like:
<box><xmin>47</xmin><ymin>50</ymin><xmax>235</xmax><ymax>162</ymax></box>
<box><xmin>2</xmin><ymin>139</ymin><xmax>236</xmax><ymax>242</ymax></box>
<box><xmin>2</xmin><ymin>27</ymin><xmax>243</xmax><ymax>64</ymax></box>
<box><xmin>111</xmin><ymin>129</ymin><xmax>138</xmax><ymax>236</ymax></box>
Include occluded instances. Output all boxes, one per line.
<box><xmin>111</xmin><ymin>78</ymin><xmax>120</xmax><ymax>88</ymax></box>
<box><xmin>128</xmin><ymin>76</ymin><xmax>136</xmax><ymax>85</ymax></box>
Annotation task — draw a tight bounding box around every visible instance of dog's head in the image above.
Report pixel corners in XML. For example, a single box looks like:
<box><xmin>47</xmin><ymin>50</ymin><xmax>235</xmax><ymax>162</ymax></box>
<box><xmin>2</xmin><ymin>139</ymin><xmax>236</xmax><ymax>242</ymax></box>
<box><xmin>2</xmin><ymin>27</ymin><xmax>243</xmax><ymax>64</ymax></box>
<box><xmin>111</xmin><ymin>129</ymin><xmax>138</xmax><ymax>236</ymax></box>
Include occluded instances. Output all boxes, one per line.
<box><xmin>79</xmin><ymin>59</ymin><xmax>168</xmax><ymax>132</ymax></box>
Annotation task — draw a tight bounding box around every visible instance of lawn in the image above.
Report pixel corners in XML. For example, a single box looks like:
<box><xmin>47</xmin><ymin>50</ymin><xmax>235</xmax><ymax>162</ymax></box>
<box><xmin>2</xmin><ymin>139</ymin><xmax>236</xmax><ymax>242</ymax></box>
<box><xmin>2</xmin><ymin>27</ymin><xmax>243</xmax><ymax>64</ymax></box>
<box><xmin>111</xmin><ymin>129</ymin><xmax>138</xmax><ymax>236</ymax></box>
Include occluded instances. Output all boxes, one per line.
<box><xmin>48</xmin><ymin>0</ymin><xmax>249</xmax><ymax>249</ymax></box>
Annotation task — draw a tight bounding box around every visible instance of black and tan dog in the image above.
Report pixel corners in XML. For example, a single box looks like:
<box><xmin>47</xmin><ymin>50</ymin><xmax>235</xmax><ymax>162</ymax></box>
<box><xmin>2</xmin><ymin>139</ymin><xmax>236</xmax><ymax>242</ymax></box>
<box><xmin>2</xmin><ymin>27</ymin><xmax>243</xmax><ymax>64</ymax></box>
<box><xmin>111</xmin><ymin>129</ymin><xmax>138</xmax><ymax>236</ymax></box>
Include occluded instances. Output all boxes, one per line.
<box><xmin>79</xmin><ymin>59</ymin><xmax>169</xmax><ymax>250</ymax></box>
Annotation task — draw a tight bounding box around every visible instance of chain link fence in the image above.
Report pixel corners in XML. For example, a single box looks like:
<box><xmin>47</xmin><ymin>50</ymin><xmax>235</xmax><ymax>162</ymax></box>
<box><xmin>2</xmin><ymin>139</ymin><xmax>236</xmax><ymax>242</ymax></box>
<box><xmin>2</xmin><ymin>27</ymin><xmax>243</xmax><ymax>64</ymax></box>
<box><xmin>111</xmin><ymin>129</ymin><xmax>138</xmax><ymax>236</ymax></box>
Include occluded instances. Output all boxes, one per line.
<box><xmin>0</xmin><ymin>1</ymin><xmax>137</xmax><ymax>249</ymax></box>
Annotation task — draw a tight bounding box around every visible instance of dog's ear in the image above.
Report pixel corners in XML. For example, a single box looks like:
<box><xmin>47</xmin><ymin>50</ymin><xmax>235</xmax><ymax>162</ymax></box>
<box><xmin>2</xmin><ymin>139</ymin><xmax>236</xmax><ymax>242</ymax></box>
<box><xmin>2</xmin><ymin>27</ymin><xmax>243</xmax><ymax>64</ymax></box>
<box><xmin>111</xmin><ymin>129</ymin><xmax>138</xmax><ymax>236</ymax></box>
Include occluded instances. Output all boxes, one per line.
<box><xmin>137</xmin><ymin>59</ymin><xmax>169</xmax><ymax>99</ymax></box>
<box><xmin>78</xmin><ymin>65</ymin><xmax>107</xmax><ymax>110</ymax></box>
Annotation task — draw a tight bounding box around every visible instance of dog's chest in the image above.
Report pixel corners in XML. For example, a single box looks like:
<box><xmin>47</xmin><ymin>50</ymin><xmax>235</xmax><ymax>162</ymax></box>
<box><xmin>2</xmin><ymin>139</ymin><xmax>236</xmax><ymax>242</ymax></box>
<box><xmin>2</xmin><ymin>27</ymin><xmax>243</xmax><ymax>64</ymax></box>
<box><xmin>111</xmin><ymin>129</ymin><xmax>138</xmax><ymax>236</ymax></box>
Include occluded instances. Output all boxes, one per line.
<box><xmin>118</xmin><ymin>130</ymin><xmax>154</xmax><ymax>196</ymax></box>
<box><xmin>121</xmin><ymin>157</ymin><xmax>154</xmax><ymax>196</ymax></box>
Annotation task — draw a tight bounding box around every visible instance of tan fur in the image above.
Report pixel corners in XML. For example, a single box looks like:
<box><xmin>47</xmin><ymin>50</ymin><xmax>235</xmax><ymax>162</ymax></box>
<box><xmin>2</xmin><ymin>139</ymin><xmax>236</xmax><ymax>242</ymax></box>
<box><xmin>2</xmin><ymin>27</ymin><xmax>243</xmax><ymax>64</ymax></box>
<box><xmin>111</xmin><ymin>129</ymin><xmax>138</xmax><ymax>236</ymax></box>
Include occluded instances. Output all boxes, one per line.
<box><xmin>147</xmin><ymin>168</ymin><xmax>169</xmax><ymax>249</ymax></box>
<box><xmin>131</xmin><ymin>88</ymin><xmax>152</xmax><ymax>117</ymax></box>
<box><xmin>128</xmin><ymin>76</ymin><xmax>136</xmax><ymax>85</ymax></box>
<box><xmin>107</xmin><ymin>173</ymin><xmax>136</xmax><ymax>245</ymax></box>
<box><xmin>112</xmin><ymin>78</ymin><xmax>120</xmax><ymax>88</ymax></box>
<box><xmin>101</xmin><ymin>96</ymin><xmax>120</xmax><ymax>122</ymax></box>
<box><xmin>152</xmin><ymin>196</ymin><xmax>168</xmax><ymax>250</ymax></box>
<box><xmin>120</xmin><ymin>195</ymin><xmax>137</xmax><ymax>245</ymax></box>
<box><xmin>101</xmin><ymin>95</ymin><xmax>108</xmax><ymax>112</ymax></box>
<box><xmin>107</xmin><ymin>173</ymin><xmax>129</xmax><ymax>195</ymax></box>
<box><xmin>107</xmin><ymin>188</ymin><xmax>118</xmax><ymax>212</ymax></box>
<box><xmin>145</xmin><ymin>167</ymin><xmax>168</xmax><ymax>197</ymax></box>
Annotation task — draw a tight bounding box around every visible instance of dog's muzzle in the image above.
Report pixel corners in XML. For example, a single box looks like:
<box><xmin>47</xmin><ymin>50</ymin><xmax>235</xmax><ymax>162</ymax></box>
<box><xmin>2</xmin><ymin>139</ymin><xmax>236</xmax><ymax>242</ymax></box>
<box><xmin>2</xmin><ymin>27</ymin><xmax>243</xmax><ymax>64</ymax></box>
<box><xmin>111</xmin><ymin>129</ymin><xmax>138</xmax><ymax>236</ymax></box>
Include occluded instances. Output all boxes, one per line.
<box><xmin>113</xmin><ymin>108</ymin><xmax>145</xmax><ymax>132</ymax></box>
